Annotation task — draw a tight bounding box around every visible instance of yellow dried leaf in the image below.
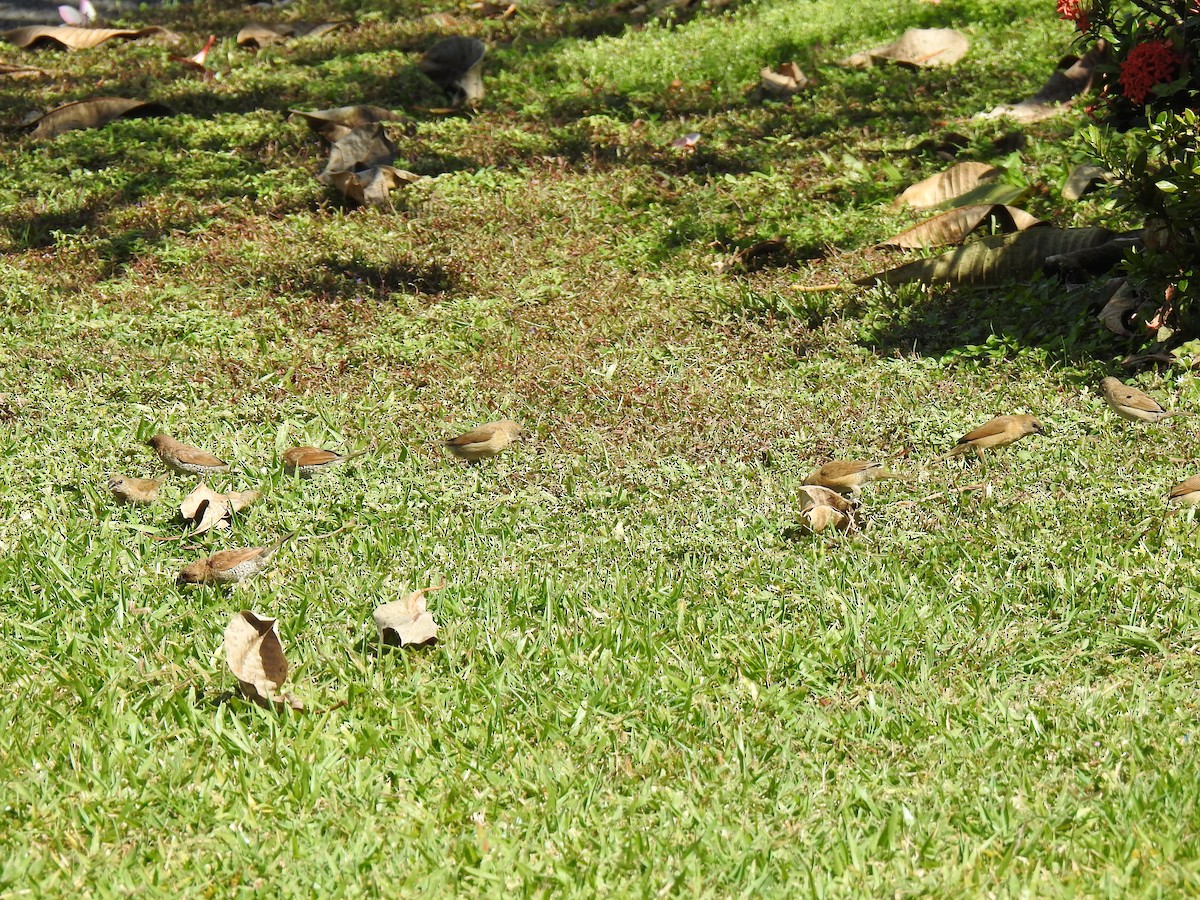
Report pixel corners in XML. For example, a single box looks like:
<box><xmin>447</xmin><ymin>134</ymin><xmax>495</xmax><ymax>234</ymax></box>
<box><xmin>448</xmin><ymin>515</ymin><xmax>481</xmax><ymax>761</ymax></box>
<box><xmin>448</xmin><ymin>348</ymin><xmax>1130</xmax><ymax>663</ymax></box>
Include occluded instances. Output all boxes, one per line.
<box><xmin>223</xmin><ymin>611</ymin><xmax>302</xmax><ymax>709</ymax></box>
<box><xmin>373</xmin><ymin>582</ymin><xmax>445</xmax><ymax>648</ymax></box>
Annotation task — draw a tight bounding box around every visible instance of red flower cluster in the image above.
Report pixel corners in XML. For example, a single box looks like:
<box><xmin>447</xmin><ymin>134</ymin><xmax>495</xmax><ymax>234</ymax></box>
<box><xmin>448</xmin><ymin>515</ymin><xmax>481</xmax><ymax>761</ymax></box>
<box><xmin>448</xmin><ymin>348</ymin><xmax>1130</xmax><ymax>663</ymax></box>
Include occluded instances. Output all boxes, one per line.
<box><xmin>1119</xmin><ymin>39</ymin><xmax>1183</xmax><ymax>105</ymax></box>
<box><xmin>1056</xmin><ymin>0</ymin><xmax>1089</xmax><ymax>31</ymax></box>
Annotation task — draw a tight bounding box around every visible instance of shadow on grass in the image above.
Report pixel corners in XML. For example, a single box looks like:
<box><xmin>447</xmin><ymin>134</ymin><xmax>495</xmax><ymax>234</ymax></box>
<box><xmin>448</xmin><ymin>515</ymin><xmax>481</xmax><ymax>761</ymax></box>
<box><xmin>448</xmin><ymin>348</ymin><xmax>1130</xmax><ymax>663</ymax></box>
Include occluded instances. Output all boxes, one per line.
<box><xmin>849</xmin><ymin>278</ymin><xmax>1124</xmax><ymax>368</ymax></box>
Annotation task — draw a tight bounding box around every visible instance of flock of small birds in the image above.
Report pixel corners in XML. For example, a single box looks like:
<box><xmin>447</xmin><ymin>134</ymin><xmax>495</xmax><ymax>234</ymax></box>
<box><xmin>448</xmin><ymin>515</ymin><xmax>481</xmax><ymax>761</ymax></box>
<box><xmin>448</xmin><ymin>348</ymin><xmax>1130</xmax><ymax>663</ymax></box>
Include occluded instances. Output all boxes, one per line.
<box><xmin>107</xmin><ymin>377</ymin><xmax>1196</xmax><ymax>581</ymax></box>
<box><xmin>792</xmin><ymin>377</ymin><xmax>1197</xmax><ymax>534</ymax></box>
<box><xmin>107</xmin><ymin>420</ymin><xmax>526</xmax><ymax>586</ymax></box>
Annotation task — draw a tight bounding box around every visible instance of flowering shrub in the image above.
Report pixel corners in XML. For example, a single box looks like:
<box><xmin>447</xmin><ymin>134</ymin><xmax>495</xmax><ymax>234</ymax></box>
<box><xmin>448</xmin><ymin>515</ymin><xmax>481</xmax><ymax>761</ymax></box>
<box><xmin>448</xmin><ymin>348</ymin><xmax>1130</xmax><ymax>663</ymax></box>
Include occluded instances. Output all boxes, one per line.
<box><xmin>1064</xmin><ymin>1</ymin><xmax>1199</xmax><ymax>327</ymax></box>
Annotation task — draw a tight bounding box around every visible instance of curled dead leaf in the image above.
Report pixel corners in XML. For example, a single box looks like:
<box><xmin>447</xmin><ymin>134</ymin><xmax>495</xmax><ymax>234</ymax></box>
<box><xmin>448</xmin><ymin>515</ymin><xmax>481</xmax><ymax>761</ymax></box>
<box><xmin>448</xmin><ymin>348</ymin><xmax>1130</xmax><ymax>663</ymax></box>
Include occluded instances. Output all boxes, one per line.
<box><xmin>878</xmin><ymin>204</ymin><xmax>1041</xmax><ymax>249</ymax></box>
<box><xmin>760</xmin><ymin>62</ymin><xmax>807</xmax><ymax>96</ymax></box>
<box><xmin>180</xmin><ymin>484</ymin><xmax>260</xmax><ymax>534</ymax></box>
<box><xmin>373</xmin><ymin>581</ymin><xmax>445</xmax><ymax>648</ymax></box>
<box><xmin>1099</xmin><ymin>280</ymin><xmax>1140</xmax><ymax>336</ymax></box>
<box><xmin>3</xmin><ymin>25</ymin><xmax>174</xmax><ymax>50</ymax></box>
<box><xmin>25</xmin><ymin>97</ymin><xmax>174</xmax><ymax>139</ymax></box>
<box><xmin>224</xmin><ymin>610</ymin><xmax>303</xmax><ymax>710</ymax></box>
<box><xmin>895</xmin><ymin>162</ymin><xmax>1001</xmax><ymax>209</ymax></box>
<box><xmin>328</xmin><ymin>166</ymin><xmax>422</xmax><ymax>207</ymax></box>
<box><xmin>840</xmin><ymin>28</ymin><xmax>968</xmax><ymax>69</ymax></box>
<box><xmin>317</xmin><ymin>122</ymin><xmax>397</xmax><ymax>185</ymax></box>
<box><xmin>180</xmin><ymin>483</ymin><xmax>231</xmax><ymax>534</ymax></box>
<box><xmin>799</xmin><ymin>505</ymin><xmax>855</xmax><ymax>534</ymax></box>
<box><xmin>236</xmin><ymin>21</ymin><xmax>347</xmax><ymax>48</ymax></box>
<box><xmin>291</xmin><ymin>105</ymin><xmax>406</xmax><ymax>143</ymax></box>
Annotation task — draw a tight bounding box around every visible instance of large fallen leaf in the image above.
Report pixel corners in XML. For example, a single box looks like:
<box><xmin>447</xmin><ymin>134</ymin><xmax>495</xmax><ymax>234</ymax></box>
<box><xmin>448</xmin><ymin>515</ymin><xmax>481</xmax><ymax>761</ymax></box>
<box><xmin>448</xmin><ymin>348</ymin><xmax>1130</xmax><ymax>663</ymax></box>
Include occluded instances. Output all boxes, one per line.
<box><xmin>373</xmin><ymin>582</ymin><xmax>444</xmax><ymax>648</ymax></box>
<box><xmin>26</xmin><ymin>97</ymin><xmax>175</xmax><ymax>139</ymax></box>
<box><xmin>180</xmin><ymin>483</ymin><xmax>231</xmax><ymax>535</ymax></box>
<box><xmin>3</xmin><ymin>25</ymin><xmax>171</xmax><ymax>50</ymax></box>
<box><xmin>895</xmin><ymin>162</ymin><xmax>1001</xmax><ymax>209</ymax></box>
<box><xmin>328</xmin><ymin>166</ymin><xmax>421</xmax><ymax>207</ymax></box>
<box><xmin>859</xmin><ymin>227</ymin><xmax>1117</xmax><ymax>288</ymax></box>
<box><xmin>977</xmin><ymin>43</ymin><xmax>1105</xmax><ymax>122</ymax></box>
<box><xmin>291</xmin><ymin>105</ymin><xmax>405</xmax><ymax>143</ymax></box>
<box><xmin>236</xmin><ymin>21</ymin><xmax>346</xmax><ymax>48</ymax></box>
<box><xmin>180</xmin><ymin>483</ymin><xmax>261</xmax><ymax>534</ymax></box>
<box><xmin>840</xmin><ymin>28</ymin><xmax>968</xmax><ymax>69</ymax></box>
<box><xmin>224</xmin><ymin>611</ymin><xmax>303</xmax><ymax>710</ymax></box>
<box><xmin>879</xmin><ymin>204</ymin><xmax>1042</xmax><ymax>249</ymax></box>
<box><xmin>317</xmin><ymin>122</ymin><xmax>396</xmax><ymax>184</ymax></box>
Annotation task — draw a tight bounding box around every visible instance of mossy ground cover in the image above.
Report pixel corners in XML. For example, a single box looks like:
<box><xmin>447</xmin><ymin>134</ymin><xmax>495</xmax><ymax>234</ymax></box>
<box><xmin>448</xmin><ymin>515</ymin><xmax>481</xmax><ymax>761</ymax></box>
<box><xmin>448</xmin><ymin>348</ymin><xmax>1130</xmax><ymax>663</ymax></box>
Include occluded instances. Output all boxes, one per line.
<box><xmin>2</xmin><ymin>0</ymin><xmax>1198</xmax><ymax>894</ymax></box>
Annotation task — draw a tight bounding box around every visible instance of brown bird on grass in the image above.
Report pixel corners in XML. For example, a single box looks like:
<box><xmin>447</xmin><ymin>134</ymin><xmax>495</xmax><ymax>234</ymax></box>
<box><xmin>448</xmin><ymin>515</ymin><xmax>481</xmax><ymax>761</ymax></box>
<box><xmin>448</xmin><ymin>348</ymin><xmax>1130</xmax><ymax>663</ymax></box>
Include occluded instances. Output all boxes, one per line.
<box><xmin>942</xmin><ymin>415</ymin><xmax>1045</xmax><ymax>460</ymax></box>
<box><xmin>148</xmin><ymin>434</ymin><xmax>230</xmax><ymax>476</ymax></box>
<box><xmin>803</xmin><ymin>460</ymin><xmax>908</xmax><ymax>496</ymax></box>
<box><xmin>282</xmin><ymin>446</ymin><xmax>370</xmax><ymax>477</ymax></box>
<box><xmin>445</xmin><ymin>420</ymin><xmax>525</xmax><ymax>462</ymax></box>
<box><xmin>177</xmin><ymin>531</ymin><xmax>298</xmax><ymax>586</ymax></box>
<box><xmin>108</xmin><ymin>473</ymin><xmax>167</xmax><ymax>505</ymax></box>
<box><xmin>1168</xmin><ymin>475</ymin><xmax>1200</xmax><ymax>507</ymax></box>
<box><xmin>1100</xmin><ymin>377</ymin><xmax>1191</xmax><ymax>423</ymax></box>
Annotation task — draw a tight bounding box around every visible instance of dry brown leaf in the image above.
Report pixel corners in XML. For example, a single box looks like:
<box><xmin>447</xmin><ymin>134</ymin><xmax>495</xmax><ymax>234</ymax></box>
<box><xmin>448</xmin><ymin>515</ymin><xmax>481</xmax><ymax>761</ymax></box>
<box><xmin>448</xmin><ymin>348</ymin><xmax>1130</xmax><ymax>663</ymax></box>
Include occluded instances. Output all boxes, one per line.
<box><xmin>25</xmin><ymin>97</ymin><xmax>174</xmax><ymax>139</ymax></box>
<box><xmin>859</xmin><ymin>227</ymin><xmax>1117</xmax><ymax>288</ymax></box>
<box><xmin>1063</xmin><ymin>164</ymin><xmax>1108</xmax><ymax>201</ymax></box>
<box><xmin>227</xmin><ymin>489</ymin><xmax>262</xmax><ymax>514</ymax></box>
<box><xmin>328</xmin><ymin>166</ymin><xmax>421</xmax><ymax>207</ymax></box>
<box><xmin>3</xmin><ymin>25</ymin><xmax>172</xmax><ymax>50</ymax></box>
<box><xmin>374</xmin><ymin>582</ymin><xmax>445</xmax><ymax>648</ymax></box>
<box><xmin>180</xmin><ymin>483</ymin><xmax>232</xmax><ymax>535</ymax></box>
<box><xmin>236</xmin><ymin>21</ymin><xmax>346</xmax><ymax>48</ymax></box>
<box><xmin>800</xmin><ymin>505</ymin><xmax>855</xmax><ymax>534</ymax></box>
<box><xmin>895</xmin><ymin>162</ymin><xmax>1001</xmax><ymax>209</ymax></box>
<box><xmin>760</xmin><ymin>62</ymin><xmax>807</xmax><ymax>96</ymax></box>
<box><xmin>317</xmin><ymin>122</ymin><xmax>397</xmax><ymax>184</ymax></box>
<box><xmin>291</xmin><ymin>105</ymin><xmax>405</xmax><ymax>143</ymax></box>
<box><xmin>878</xmin><ymin>204</ymin><xmax>1042</xmax><ymax>249</ymax></box>
<box><xmin>840</xmin><ymin>28</ymin><xmax>968</xmax><ymax>69</ymax></box>
<box><xmin>224</xmin><ymin>611</ymin><xmax>303</xmax><ymax>709</ymax></box>
<box><xmin>977</xmin><ymin>43</ymin><xmax>1106</xmax><ymax>122</ymax></box>
<box><xmin>1099</xmin><ymin>279</ymin><xmax>1140</xmax><ymax>336</ymax></box>
<box><xmin>180</xmin><ymin>484</ymin><xmax>259</xmax><ymax>534</ymax></box>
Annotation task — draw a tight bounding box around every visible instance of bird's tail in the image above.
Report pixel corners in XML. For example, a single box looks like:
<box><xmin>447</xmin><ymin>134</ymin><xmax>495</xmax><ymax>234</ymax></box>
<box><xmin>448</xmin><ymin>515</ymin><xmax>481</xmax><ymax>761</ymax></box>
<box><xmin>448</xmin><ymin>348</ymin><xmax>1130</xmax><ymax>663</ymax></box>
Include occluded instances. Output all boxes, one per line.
<box><xmin>873</xmin><ymin>470</ymin><xmax>911</xmax><ymax>481</ymax></box>
<box><xmin>343</xmin><ymin>448</ymin><xmax>372</xmax><ymax>462</ymax></box>
<box><xmin>264</xmin><ymin>530</ymin><xmax>300</xmax><ymax>559</ymax></box>
<box><xmin>937</xmin><ymin>445</ymin><xmax>969</xmax><ymax>462</ymax></box>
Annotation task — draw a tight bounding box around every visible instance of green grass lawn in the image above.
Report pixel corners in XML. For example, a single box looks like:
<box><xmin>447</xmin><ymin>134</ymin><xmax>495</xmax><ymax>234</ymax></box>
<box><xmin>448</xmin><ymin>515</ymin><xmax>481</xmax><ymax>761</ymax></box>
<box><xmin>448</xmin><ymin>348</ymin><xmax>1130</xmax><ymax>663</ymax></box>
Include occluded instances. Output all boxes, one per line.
<box><xmin>3</xmin><ymin>0</ymin><xmax>1199</xmax><ymax>894</ymax></box>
